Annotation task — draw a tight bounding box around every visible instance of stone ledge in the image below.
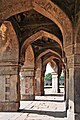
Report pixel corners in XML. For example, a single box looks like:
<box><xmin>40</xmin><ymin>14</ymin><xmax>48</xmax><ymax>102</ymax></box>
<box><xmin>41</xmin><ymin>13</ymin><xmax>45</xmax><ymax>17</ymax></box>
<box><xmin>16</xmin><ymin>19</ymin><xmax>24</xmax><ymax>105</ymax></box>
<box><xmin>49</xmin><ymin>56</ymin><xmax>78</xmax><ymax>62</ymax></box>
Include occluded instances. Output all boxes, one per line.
<box><xmin>0</xmin><ymin>66</ymin><xmax>19</xmax><ymax>75</ymax></box>
<box><xmin>21</xmin><ymin>94</ymin><xmax>35</xmax><ymax>101</ymax></box>
<box><xmin>0</xmin><ymin>101</ymin><xmax>20</xmax><ymax>111</ymax></box>
<box><xmin>35</xmin><ymin>92</ymin><xmax>41</xmax><ymax>96</ymax></box>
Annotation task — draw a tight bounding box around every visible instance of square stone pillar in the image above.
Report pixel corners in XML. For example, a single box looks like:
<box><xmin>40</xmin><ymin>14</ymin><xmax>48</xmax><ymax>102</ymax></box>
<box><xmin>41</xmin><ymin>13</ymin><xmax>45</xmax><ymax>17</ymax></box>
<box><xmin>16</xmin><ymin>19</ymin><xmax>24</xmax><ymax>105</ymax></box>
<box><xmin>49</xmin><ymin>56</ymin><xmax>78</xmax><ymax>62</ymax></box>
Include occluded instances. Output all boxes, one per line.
<box><xmin>68</xmin><ymin>68</ymin><xmax>74</xmax><ymax>120</ymax></box>
<box><xmin>40</xmin><ymin>71</ymin><xmax>45</xmax><ymax>95</ymax></box>
<box><xmin>52</xmin><ymin>72</ymin><xmax>58</xmax><ymax>93</ymax></box>
<box><xmin>74</xmin><ymin>54</ymin><xmax>80</xmax><ymax>120</ymax></box>
<box><xmin>0</xmin><ymin>62</ymin><xmax>20</xmax><ymax>111</ymax></box>
<box><xmin>35</xmin><ymin>69</ymin><xmax>41</xmax><ymax>96</ymax></box>
<box><xmin>74</xmin><ymin>67</ymin><xmax>80</xmax><ymax>120</ymax></box>
<box><xmin>67</xmin><ymin>55</ymin><xmax>80</xmax><ymax>120</ymax></box>
<box><xmin>65</xmin><ymin>69</ymin><xmax>69</xmax><ymax>110</ymax></box>
<box><xmin>20</xmin><ymin>67</ymin><xmax>35</xmax><ymax>100</ymax></box>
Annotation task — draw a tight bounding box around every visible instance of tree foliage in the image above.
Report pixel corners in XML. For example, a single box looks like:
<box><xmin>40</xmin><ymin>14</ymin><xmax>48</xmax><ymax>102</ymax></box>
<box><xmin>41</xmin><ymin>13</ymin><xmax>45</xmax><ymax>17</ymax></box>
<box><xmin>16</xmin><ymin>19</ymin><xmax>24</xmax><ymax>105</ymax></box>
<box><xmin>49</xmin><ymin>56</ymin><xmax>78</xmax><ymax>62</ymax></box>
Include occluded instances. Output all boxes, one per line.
<box><xmin>44</xmin><ymin>73</ymin><xmax>52</xmax><ymax>81</ymax></box>
<box><xmin>60</xmin><ymin>75</ymin><xmax>64</xmax><ymax>81</ymax></box>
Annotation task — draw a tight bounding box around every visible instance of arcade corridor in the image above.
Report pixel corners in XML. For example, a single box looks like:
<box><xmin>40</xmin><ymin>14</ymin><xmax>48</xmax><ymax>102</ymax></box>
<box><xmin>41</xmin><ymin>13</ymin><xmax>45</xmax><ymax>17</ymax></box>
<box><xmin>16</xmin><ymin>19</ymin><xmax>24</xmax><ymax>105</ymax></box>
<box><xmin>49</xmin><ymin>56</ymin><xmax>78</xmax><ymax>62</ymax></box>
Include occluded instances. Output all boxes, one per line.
<box><xmin>0</xmin><ymin>0</ymin><xmax>80</xmax><ymax>120</ymax></box>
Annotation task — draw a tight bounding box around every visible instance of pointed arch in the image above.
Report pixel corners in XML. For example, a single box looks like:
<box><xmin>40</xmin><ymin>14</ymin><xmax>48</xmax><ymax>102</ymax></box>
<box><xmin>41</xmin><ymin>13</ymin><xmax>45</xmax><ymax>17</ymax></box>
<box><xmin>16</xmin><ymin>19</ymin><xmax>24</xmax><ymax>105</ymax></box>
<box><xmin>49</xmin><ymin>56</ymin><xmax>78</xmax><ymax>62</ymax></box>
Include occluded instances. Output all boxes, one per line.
<box><xmin>49</xmin><ymin>61</ymin><xmax>58</xmax><ymax>73</ymax></box>
<box><xmin>43</xmin><ymin>56</ymin><xmax>61</xmax><ymax>66</ymax></box>
<box><xmin>49</xmin><ymin>60</ymin><xmax>57</xmax><ymax>69</ymax></box>
<box><xmin>36</xmin><ymin>49</ymin><xmax>61</xmax><ymax>62</ymax></box>
<box><xmin>21</xmin><ymin>30</ymin><xmax>63</xmax><ymax>54</ymax></box>
<box><xmin>0</xmin><ymin>0</ymin><xmax>72</xmax><ymax>47</ymax></box>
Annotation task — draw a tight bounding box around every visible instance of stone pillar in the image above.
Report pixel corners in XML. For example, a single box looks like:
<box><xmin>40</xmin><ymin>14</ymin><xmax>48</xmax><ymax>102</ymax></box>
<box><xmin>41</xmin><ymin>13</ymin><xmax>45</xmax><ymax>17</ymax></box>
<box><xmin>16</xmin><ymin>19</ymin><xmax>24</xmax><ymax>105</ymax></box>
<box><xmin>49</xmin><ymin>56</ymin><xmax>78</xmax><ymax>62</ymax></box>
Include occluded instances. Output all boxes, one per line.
<box><xmin>52</xmin><ymin>72</ymin><xmax>58</xmax><ymax>93</ymax></box>
<box><xmin>35</xmin><ymin>69</ymin><xmax>41</xmax><ymax>96</ymax></box>
<box><xmin>66</xmin><ymin>68</ymin><xmax>69</xmax><ymax>110</ymax></box>
<box><xmin>66</xmin><ymin>55</ymin><xmax>80</xmax><ymax>120</ymax></box>
<box><xmin>73</xmin><ymin>26</ymin><xmax>80</xmax><ymax>120</ymax></box>
<box><xmin>74</xmin><ymin>55</ymin><xmax>80</xmax><ymax>120</ymax></box>
<box><xmin>41</xmin><ymin>71</ymin><xmax>45</xmax><ymax>95</ymax></box>
<box><xmin>67</xmin><ymin>29</ymin><xmax>80</xmax><ymax>120</ymax></box>
<box><xmin>57</xmin><ymin>75</ymin><xmax>60</xmax><ymax>93</ymax></box>
<box><xmin>67</xmin><ymin>55</ymin><xmax>74</xmax><ymax>120</ymax></box>
<box><xmin>0</xmin><ymin>62</ymin><xmax>20</xmax><ymax>111</ymax></box>
<box><xmin>63</xmin><ymin>69</ymin><xmax>66</xmax><ymax>100</ymax></box>
<box><xmin>20</xmin><ymin>66</ymin><xmax>35</xmax><ymax>100</ymax></box>
<box><xmin>58</xmin><ymin>66</ymin><xmax>62</xmax><ymax>93</ymax></box>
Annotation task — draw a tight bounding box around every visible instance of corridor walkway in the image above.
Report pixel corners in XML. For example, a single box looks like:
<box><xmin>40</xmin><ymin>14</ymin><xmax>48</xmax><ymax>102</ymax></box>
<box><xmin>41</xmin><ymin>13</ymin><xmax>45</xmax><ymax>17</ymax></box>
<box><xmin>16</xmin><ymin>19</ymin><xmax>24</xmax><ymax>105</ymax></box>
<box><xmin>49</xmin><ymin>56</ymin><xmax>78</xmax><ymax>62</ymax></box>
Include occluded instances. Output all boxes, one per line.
<box><xmin>0</xmin><ymin>88</ymin><xmax>68</xmax><ymax>120</ymax></box>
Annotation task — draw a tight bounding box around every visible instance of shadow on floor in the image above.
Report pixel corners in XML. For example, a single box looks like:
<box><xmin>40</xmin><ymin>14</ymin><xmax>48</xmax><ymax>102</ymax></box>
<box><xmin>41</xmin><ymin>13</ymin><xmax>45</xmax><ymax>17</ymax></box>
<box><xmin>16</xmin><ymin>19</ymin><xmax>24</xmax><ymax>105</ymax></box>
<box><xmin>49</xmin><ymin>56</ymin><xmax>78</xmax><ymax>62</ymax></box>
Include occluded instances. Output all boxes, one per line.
<box><xmin>20</xmin><ymin>109</ymin><xmax>67</xmax><ymax>118</ymax></box>
<box><xmin>44</xmin><ymin>94</ymin><xmax>64</xmax><ymax>96</ymax></box>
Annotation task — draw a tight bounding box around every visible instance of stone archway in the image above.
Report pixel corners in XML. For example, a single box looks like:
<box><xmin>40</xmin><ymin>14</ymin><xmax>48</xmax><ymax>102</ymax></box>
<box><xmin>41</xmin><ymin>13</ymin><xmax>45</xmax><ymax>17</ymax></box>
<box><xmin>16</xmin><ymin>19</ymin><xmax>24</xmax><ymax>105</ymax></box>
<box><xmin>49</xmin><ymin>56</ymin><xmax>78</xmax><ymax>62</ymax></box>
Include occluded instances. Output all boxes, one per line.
<box><xmin>43</xmin><ymin>56</ymin><xmax>61</xmax><ymax>66</ymax></box>
<box><xmin>21</xmin><ymin>30</ymin><xmax>63</xmax><ymax>54</ymax></box>
<box><xmin>0</xmin><ymin>0</ymin><xmax>72</xmax><ymax>47</ymax></box>
<box><xmin>36</xmin><ymin>49</ymin><xmax>61</xmax><ymax>63</ymax></box>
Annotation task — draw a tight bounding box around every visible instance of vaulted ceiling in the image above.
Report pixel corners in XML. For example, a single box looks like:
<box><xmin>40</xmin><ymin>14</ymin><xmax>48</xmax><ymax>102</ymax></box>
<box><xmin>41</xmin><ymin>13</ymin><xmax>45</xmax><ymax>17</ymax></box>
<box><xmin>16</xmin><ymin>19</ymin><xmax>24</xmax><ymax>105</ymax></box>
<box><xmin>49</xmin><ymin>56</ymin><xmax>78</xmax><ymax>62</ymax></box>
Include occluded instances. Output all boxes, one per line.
<box><xmin>8</xmin><ymin>9</ymin><xmax>63</xmax><ymax>68</ymax></box>
<box><xmin>51</xmin><ymin>0</ymin><xmax>80</xmax><ymax>23</ymax></box>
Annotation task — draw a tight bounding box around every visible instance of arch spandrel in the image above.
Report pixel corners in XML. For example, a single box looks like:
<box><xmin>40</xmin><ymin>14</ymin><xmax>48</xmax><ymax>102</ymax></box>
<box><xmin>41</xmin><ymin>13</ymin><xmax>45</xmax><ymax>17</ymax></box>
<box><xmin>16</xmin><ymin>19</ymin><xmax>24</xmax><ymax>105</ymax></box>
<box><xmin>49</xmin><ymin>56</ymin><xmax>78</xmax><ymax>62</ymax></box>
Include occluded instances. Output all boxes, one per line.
<box><xmin>24</xmin><ymin>45</ymin><xmax>34</xmax><ymax>68</ymax></box>
<box><xmin>0</xmin><ymin>21</ymin><xmax>19</xmax><ymax>62</ymax></box>
<box><xmin>74</xmin><ymin>22</ymin><xmax>80</xmax><ymax>55</ymax></box>
<box><xmin>49</xmin><ymin>61</ymin><xmax>58</xmax><ymax>73</ymax></box>
<box><xmin>36</xmin><ymin>58</ymin><xmax>42</xmax><ymax>70</ymax></box>
<box><xmin>75</xmin><ymin>21</ymin><xmax>80</xmax><ymax>43</ymax></box>
<box><xmin>0</xmin><ymin>0</ymin><xmax>72</xmax><ymax>47</ymax></box>
<box><xmin>0</xmin><ymin>0</ymin><xmax>33</xmax><ymax>23</ymax></box>
<box><xmin>49</xmin><ymin>60</ymin><xmax>57</xmax><ymax>68</ymax></box>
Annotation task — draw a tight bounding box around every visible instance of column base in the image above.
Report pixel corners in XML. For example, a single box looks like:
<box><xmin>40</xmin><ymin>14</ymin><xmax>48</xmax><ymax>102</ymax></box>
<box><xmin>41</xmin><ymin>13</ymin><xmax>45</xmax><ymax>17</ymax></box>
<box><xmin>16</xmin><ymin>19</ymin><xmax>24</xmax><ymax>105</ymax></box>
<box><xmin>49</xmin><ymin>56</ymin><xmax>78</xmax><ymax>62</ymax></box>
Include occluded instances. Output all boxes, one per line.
<box><xmin>35</xmin><ymin>92</ymin><xmax>41</xmax><ymax>96</ymax></box>
<box><xmin>0</xmin><ymin>101</ymin><xmax>20</xmax><ymax>111</ymax></box>
<box><xmin>41</xmin><ymin>91</ymin><xmax>44</xmax><ymax>96</ymax></box>
<box><xmin>52</xmin><ymin>89</ymin><xmax>58</xmax><ymax>93</ymax></box>
<box><xmin>67</xmin><ymin>109</ymin><xmax>74</xmax><ymax>120</ymax></box>
<box><xmin>21</xmin><ymin>95</ymin><xmax>35</xmax><ymax>101</ymax></box>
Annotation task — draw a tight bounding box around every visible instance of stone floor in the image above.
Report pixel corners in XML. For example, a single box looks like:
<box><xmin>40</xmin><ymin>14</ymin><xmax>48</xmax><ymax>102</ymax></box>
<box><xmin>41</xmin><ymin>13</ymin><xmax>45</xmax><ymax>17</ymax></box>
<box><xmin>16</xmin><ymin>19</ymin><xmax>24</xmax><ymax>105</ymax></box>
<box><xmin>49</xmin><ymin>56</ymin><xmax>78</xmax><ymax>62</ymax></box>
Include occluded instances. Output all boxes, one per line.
<box><xmin>0</xmin><ymin>87</ymin><xmax>68</xmax><ymax>120</ymax></box>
